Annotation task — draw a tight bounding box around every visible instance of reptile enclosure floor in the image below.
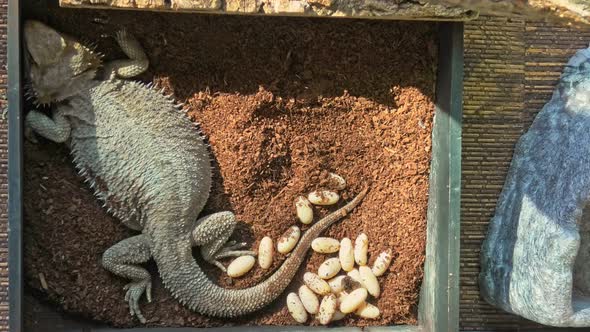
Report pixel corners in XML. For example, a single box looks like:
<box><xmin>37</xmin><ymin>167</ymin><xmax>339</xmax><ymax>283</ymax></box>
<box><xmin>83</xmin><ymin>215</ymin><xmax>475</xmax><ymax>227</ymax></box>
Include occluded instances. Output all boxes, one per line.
<box><xmin>23</xmin><ymin>8</ymin><xmax>437</xmax><ymax>328</ymax></box>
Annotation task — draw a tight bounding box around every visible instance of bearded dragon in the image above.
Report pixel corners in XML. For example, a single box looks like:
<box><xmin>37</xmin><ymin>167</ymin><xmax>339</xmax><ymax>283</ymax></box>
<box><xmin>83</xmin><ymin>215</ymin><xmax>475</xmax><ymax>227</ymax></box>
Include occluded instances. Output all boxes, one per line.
<box><xmin>23</xmin><ymin>20</ymin><xmax>368</xmax><ymax>323</ymax></box>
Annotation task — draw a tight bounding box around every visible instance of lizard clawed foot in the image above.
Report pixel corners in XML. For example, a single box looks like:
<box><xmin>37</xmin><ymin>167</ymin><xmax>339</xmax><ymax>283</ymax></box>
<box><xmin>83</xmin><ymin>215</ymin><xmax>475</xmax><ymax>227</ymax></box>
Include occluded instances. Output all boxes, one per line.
<box><xmin>216</xmin><ymin>239</ymin><xmax>256</xmax><ymax>259</ymax></box>
<box><xmin>223</xmin><ymin>241</ymin><xmax>249</xmax><ymax>251</ymax></box>
<box><xmin>212</xmin><ymin>241</ymin><xmax>254</xmax><ymax>260</ymax></box>
<box><xmin>123</xmin><ymin>279</ymin><xmax>151</xmax><ymax>324</ymax></box>
<box><xmin>211</xmin><ymin>260</ymin><xmax>227</xmax><ymax>273</ymax></box>
<box><xmin>214</xmin><ymin>249</ymin><xmax>257</xmax><ymax>260</ymax></box>
<box><xmin>206</xmin><ymin>246</ymin><xmax>257</xmax><ymax>273</ymax></box>
<box><xmin>206</xmin><ymin>249</ymin><xmax>257</xmax><ymax>274</ymax></box>
<box><xmin>114</xmin><ymin>28</ymin><xmax>130</xmax><ymax>45</ymax></box>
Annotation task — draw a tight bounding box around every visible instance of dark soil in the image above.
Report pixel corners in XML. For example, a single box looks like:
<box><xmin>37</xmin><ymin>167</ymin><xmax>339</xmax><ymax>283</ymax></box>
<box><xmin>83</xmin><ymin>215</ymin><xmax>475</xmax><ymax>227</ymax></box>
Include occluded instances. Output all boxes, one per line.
<box><xmin>23</xmin><ymin>8</ymin><xmax>437</xmax><ymax>328</ymax></box>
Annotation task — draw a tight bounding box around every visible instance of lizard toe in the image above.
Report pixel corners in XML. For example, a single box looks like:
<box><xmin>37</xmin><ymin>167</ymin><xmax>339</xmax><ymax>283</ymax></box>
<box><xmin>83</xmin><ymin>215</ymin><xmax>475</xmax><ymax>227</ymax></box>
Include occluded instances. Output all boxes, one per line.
<box><xmin>115</xmin><ymin>29</ymin><xmax>129</xmax><ymax>43</ymax></box>
<box><xmin>211</xmin><ymin>260</ymin><xmax>227</xmax><ymax>273</ymax></box>
<box><xmin>123</xmin><ymin>279</ymin><xmax>151</xmax><ymax>323</ymax></box>
<box><xmin>224</xmin><ymin>241</ymin><xmax>249</xmax><ymax>251</ymax></box>
<box><xmin>214</xmin><ymin>250</ymin><xmax>257</xmax><ymax>260</ymax></box>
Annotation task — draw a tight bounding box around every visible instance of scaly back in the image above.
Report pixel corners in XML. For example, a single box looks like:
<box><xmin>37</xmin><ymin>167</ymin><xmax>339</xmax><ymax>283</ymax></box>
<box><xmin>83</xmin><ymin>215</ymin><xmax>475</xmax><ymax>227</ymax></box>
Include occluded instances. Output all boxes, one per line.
<box><xmin>67</xmin><ymin>79</ymin><xmax>213</xmax><ymax>232</ymax></box>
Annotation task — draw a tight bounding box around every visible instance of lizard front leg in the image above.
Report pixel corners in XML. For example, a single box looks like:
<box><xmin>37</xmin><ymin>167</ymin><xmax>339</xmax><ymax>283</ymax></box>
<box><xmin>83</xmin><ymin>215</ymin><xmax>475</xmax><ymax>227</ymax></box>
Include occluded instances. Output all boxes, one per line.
<box><xmin>25</xmin><ymin>107</ymin><xmax>71</xmax><ymax>143</ymax></box>
<box><xmin>102</xmin><ymin>234</ymin><xmax>152</xmax><ymax>323</ymax></box>
<box><xmin>191</xmin><ymin>211</ymin><xmax>256</xmax><ymax>273</ymax></box>
<box><xmin>104</xmin><ymin>29</ymin><xmax>149</xmax><ymax>79</ymax></box>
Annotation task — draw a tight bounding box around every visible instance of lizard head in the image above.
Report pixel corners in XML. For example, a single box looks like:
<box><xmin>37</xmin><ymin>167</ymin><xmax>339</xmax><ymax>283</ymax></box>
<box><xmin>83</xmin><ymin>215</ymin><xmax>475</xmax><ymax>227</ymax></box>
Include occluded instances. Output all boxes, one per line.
<box><xmin>24</xmin><ymin>20</ymin><xmax>102</xmax><ymax>105</ymax></box>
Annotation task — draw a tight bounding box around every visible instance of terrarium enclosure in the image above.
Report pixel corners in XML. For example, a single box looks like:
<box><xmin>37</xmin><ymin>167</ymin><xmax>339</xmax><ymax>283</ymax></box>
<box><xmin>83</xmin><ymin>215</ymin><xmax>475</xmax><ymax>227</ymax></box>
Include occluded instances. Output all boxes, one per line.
<box><xmin>7</xmin><ymin>1</ymin><xmax>463</xmax><ymax>331</ymax></box>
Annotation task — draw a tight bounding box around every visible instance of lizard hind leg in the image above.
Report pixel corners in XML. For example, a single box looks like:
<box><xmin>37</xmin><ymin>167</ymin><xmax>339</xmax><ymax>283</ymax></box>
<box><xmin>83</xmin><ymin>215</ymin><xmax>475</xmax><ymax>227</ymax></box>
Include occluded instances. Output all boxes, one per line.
<box><xmin>191</xmin><ymin>211</ymin><xmax>256</xmax><ymax>273</ymax></box>
<box><xmin>104</xmin><ymin>29</ymin><xmax>149</xmax><ymax>79</ymax></box>
<box><xmin>102</xmin><ymin>234</ymin><xmax>152</xmax><ymax>324</ymax></box>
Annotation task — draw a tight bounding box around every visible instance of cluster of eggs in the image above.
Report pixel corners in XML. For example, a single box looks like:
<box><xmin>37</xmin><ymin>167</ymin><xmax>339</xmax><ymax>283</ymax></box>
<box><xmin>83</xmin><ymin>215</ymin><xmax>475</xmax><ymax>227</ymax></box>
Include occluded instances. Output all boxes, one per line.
<box><xmin>287</xmin><ymin>234</ymin><xmax>393</xmax><ymax>325</ymax></box>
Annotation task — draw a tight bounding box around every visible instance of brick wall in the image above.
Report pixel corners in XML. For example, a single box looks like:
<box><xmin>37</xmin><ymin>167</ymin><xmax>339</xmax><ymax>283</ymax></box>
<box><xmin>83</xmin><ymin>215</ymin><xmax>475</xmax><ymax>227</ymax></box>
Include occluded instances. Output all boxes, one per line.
<box><xmin>0</xmin><ymin>0</ymin><xmax>8</xmax><ymax>329</ymax></box>
<box><xmin>461</xmin><ymin>16</ymin><xmax>590</xmax><ymax>331</ymax></box>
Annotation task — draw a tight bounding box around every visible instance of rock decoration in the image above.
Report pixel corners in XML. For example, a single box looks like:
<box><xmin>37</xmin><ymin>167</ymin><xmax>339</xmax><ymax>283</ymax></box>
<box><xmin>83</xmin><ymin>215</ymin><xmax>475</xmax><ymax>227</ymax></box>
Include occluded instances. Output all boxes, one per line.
<box><xmin>479</xmin><ymin>45</ymin><xmax>590</xmax><ymax>327</ymax></box>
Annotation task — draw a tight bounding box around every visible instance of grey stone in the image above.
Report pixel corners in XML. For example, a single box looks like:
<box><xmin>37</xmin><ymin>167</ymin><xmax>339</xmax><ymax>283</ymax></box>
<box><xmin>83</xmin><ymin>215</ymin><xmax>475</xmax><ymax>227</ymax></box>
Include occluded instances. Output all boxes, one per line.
<box><xmin>433</xmin><ymin>0</ymin><xmax>590</xmax><ymax>26</ymax></box>
<box><xmin>63</xmin><ymin>0</ymin><xmax>167</xmax><ymax>9</ymax></box>
<box><xmin>480</xmin><ymin>44</ymin><xmax>590</xmax><ymax>327</ymax></box>
<box><xmin>54</xmin><ymin>0</ymin><xmax>590</xmax><ymax>25</ymax></box>
<box><xmin>59</xmin><ymin>0</ymin><xmax>478</xmax><ymax>20</ymax></box>
<box><xmin>171</xmin><ymin>0</ymin><xmax>222</xmax><ymax>10</ymax></box>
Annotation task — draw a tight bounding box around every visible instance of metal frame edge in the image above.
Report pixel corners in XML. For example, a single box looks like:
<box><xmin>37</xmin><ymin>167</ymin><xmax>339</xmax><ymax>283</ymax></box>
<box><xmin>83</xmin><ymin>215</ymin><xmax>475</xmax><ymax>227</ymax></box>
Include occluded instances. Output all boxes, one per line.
<box><xmin>8</xmin><ymin>0</ymin><xmax>23</xmax><ymax>330</ymax></box>
<box><xmin>418</xmin><ymin>21</ymin><xmax>463</xmax><ymax>332</ymax></box>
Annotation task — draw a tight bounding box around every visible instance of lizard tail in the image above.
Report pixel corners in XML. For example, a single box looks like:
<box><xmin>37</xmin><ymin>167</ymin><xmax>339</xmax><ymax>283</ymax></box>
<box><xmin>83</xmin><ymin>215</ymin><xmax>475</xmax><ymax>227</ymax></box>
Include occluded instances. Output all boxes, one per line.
<box><xmin>151</xmin><ymin>186</ymin><xmax>369</xmax><ymax>318</ymax></box>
